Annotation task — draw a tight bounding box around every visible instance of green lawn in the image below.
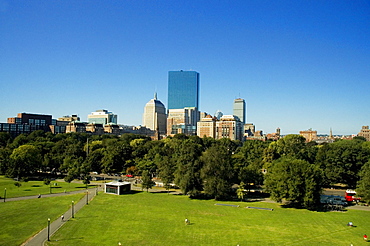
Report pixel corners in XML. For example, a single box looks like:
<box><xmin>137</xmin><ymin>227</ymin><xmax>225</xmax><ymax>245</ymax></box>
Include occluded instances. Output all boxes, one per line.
<box><xmin>0</xmin><ymin>193</ymin><xmax>85</xmax><ymax>246</ymax></box>
<box><xmin>0</xmin><ymin>176</ymin><xmax>97</xmax><ymax>198</ymax></box>
<box><xmin>46</xmin><ymin>192</ymin><xmax>370</xmax><ymax>246</ymax></box>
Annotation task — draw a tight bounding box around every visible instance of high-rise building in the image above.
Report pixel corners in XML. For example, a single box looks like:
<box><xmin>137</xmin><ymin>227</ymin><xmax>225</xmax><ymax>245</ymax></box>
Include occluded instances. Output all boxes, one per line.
<box><xmin>215</xmin><ymin>115</ymin><xmax>243</xmax><ymax>141</ymax></box>
<box><xmin>299</xmin><ymin>128</ymin><xmax>318</xmax><ymax>142</ymax></box>
<box><xmin>197</xmin><ymin>114</ymin><xmax>216</xmax><ymax>138</ymax></box>
<box><xmin>142</xmin><ymin>93</ymin><xmax>167</xmax><ymax>135</ymax></box>
<box><xmin>358</xmin><ymin>126</ymin><xmax>370</xmax><ymax>141</ymax></box>
<box><xmin>233</xmin><ymin>98</ymin><xmax>246</xmax><ymax>124</ymax></box>
<box><xmin>167</xmin><ymin>107</ymin><xmax>199</xmax><ymax>136</ymax></box>
<box><xmin>87</xmin><ymin>110</ymin><xmax>117</xmax><ymax>125</ymax></box>
<box><xmin>168</xmin><ymin>70</ymin><xmax>199</xmax><ymax>110</ymax></box>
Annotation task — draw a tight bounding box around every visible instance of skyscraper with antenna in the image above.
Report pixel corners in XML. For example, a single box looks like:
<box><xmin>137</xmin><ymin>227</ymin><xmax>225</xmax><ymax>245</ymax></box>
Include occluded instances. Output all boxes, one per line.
<box><xmin>233</xmin><ymin>98</ymin><xmax>246</xmax><ymax>124</ymax></box>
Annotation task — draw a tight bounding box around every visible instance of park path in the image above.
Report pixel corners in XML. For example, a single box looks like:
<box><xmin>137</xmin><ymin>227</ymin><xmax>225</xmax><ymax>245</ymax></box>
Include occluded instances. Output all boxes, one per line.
<box><xmin>21</xmin><ymin>187</ymin><xmax>98</xmax><ymax>246</ymax></box>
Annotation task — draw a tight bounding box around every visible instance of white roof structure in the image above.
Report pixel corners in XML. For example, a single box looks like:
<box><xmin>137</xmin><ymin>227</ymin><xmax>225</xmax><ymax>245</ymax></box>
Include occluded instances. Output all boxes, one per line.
<box><xmin>106</xmin><ymin>181</ymin><xmax>131</xmax><ymax>186</ymax></box>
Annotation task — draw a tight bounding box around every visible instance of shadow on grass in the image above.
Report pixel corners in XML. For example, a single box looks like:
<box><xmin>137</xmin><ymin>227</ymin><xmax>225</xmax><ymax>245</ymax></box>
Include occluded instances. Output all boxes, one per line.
<box><xmin>75</xmin><ymin>185</ymin><xmax>98</xmax><ymax>189</ymax></box>
<box><xmin>149</xmin><ymin>190</ymin><xmax>178</xmax><ymax>194</ymax></box>
<box><xmin>51</xmin><ymin>237</ymin><xmax>84</xmax><ymax>241</ymax></box>
<box><xmin>31</xmin><ymin>185</ymin><xmax>41</xmax><ymax>187</ymax></box>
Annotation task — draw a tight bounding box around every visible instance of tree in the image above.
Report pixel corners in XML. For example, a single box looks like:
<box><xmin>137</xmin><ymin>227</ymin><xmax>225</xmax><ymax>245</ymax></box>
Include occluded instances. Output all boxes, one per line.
<box><xmin>316</xmin><ymin>140</ymin><xmax>368</xmax><ymax>187</ymax></box>
<box><xmin>44</xmin><ymin>178</ymin><xmax>52</xmax><ymax>193</ymax></box>
<box><xmin>234</xmin><ymin>140</ymin><xmax>268</xmax><ymax>186</ymax></box>
<box><xmin>0</xmin><ymin>147</ymin><xmax>11</xmax><ymax>175</ymax></box>
<box><xmin>264</xmin><ymin>157</ymin><xmax>322</xmax><ymax>209</ymax></box>
<box><xmin>201</xmin><ymin>144</ymin><xmax>234</xmax><ymax>200</ymax></box>
<box><xmin>356</xmin><ymin>161</ymin><xmax>370</xmax><ymax>204</ymax></box>
<box><xmin>275</xmin><ymin>134</ymin><xmax>307</xmax><ymax>160</ymax></box>
<box><xmin>141</xmin><ymin>170</ymin><xmax>155</xmax><ymax>192</ymax></box>
<box><xmin>173</xmin><ymin>139</ymin><xmax>203</xmax><ymax>197</ymax></box>
<box><xmin>157</xmin><ymin>155</ymin><xmax>175</xmax><ymax>192</ymax></box>
<box><xmin>0</xmin><ymin>132</ymin><xmax>11</xmax><ymax>148</ymax></box>
<box><xmin>101</xmin><ymin>140</ymin><xmax>132</xmax><ymax>174</ymax></box>
<box><xmin>236</xmin><ymin>182</ymin><xmax>246</xmax><ymax>201</ymax></box>
<box><xmin>14</xmin><ymin>181</ymin><xmax>22</xmax><ymax>189</ymax></box>
<box><xmin>8</xmin><ymin>144</ymin><xmax>42</xmax><ymax>179</ymax></box>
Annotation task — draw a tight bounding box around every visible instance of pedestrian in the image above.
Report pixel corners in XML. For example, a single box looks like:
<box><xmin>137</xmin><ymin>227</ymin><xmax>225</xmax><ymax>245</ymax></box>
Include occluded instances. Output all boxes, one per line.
<box><xmin>38</xmin><ymin>194</ymin><xmax>41</xmax><ymax>198</ymax></box>
<box><xmin>185</xmin><ymin>218</ymin><xmax>189</xmax><ymax>225</ymax></box>
<box><xmin>61</xmin><ymin>215</ymin><xmax>64</xmax><ymax>221</ymax></box>
<box><xmin>364</xmin><ymin>234</ymin><xmax>368</xmax><ymax>241</ymax></box>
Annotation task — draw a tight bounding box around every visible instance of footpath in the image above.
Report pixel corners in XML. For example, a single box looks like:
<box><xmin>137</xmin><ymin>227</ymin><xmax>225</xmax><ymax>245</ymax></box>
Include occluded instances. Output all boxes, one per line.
<box><xmin>21</xmin><ymin>187</ymin><xmax>98</xmax><ymax>246</ymax></box>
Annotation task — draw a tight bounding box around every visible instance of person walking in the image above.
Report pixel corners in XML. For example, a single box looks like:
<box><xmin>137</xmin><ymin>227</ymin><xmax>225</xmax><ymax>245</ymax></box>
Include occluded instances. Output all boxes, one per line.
<box><xmin>364</xmin><ymin>234</ymin><xmax>368</xmax><ymax>241</ymax></box>
<box><xmin>61</xmin><ymin>215</ymin><xmax>64</xmax><ymax>221</ymax></box>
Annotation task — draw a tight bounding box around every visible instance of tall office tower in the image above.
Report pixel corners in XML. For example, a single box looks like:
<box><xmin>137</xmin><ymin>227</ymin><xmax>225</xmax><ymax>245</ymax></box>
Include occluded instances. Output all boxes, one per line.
<box><xmin>168</xmin><ymin>70</ymin><xmax>199</xmax><ymax>110</ymax></box>
<box><xmin>167</xmin><ymin>107</ymin><xmax>199</xmax><ymax>136</ymax></box>
<box><xmin>142</xmin><ymin>93</ymin><xmax>167</xmax><ymax>135</ymax></box>
<box><xmin>233</xmin><ymin>98</ymin><xmax>246</xmax><ymax>124</ymax></box>
<box><xmin>87</xmin><ymin>110</ymin><xmax>117</xmax><ymax>125</ymax></box>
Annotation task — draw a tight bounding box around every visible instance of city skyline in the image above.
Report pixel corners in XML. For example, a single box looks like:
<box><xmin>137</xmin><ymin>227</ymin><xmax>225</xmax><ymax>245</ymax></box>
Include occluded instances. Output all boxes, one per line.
<box><xmin>1</xmin><ymin>1</ymin><xmax>369</xmax><ymax>135</ymax></box>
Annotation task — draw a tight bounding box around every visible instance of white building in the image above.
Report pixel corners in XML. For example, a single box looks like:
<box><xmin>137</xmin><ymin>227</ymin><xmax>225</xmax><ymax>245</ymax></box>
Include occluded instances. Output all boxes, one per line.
<box><xmin>142</xmin><ymin>93</ymin><xmax>167</xmax><ymax>135</ymax></box>
<box><xmin>87</xmin><ymin>109</ymin><xmax>117</xmax><ymax>125</ymax></box>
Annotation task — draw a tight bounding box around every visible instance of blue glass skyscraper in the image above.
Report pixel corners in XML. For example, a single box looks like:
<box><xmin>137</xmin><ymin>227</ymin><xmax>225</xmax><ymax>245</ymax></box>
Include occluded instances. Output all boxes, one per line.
<box><xmin>168</xmin><ymin>70</ymin><xmax>199</xmax><ymax>110</ymax></box>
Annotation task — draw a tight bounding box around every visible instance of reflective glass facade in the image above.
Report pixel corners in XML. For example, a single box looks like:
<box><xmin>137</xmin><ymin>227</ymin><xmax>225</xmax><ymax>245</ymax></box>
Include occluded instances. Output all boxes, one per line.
<box><xmin>168</xmin><ymin>71</ymin><xmax>199</xmax><ymax>110</ymax></box>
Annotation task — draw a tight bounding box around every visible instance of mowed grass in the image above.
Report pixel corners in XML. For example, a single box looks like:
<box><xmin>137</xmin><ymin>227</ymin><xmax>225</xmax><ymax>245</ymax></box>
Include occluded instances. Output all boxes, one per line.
<box><xmin>0</xmin><ymin>193</ymin><xmax>85</xmax><ymax>246</ymax></box>
<box><xmin>46</xmin><ymin>192</ymin><xmax>370</xmax><ymax>246</ymax></box>
<box><xmin>0</xmin><ymin>176</ymin><xmax>96</xmax><ymax>198</ymax></box>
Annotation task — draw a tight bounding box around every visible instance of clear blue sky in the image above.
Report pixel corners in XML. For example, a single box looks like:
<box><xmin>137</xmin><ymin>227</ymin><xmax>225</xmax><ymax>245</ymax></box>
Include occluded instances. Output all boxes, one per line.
<box><xmin>1</xmin><ymin>0</ymin><xmax>369</xmax><ymax>135</ymax></box>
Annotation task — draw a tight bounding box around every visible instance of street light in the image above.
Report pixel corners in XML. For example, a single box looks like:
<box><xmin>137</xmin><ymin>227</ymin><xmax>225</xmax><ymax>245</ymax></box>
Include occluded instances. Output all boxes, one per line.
<box><xmin>72</xmin><ymin>201</ymin><xmax>74</xmax><ymax>218</ymax></box>
<box><xmin>47</xmin><ymin>218</ymin><xmax>50</xmax><ymax>241</ymax></box>
<box><xmin>3</xmin><ymin>188</ymin><xmax>6</xmax><ymax>203</ymax></box>
<box><xmin>86</xmin><ymin>190</ymin><xmax>88</xmax><ymax>205</ymax></box>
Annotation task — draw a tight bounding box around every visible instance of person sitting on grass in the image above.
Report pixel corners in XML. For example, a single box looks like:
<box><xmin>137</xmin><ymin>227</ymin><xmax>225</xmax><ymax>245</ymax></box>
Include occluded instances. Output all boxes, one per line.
<box><xmin>185</xmin><ymin>218</ymin><xmax>190</xmax><ymax>225</ymax></box>
<box><xmin>347</xmin><ymin>222</ymin><xmax>353</xmax><ymax>227</ymax></box>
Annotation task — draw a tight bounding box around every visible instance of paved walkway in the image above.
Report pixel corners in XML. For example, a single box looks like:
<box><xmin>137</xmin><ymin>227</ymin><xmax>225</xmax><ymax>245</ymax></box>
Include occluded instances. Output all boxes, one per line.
<box><xmin>22</xmin><ymin>188</ymin><xmax>98</xmax><ymax>246</ymax></box>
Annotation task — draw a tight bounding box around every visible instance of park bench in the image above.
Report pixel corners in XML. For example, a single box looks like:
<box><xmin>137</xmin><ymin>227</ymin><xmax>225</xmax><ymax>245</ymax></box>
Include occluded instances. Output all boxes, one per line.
<box><xmin>246</xmin><ymin>206</ymin><xmax>273</xmax><ymax>211</ymax></box>
<box><xmin>214</xmin><ymin>203</ymin><xmax>239</xmax><ymax>207</ymax></box>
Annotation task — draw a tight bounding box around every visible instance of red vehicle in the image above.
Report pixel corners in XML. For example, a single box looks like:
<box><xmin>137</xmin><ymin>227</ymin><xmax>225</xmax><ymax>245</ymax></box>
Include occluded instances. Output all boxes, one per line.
<box><xmin>345</xmin><ymin>189</ymin><xmax>361</xmax><ymax>202</ymax></box>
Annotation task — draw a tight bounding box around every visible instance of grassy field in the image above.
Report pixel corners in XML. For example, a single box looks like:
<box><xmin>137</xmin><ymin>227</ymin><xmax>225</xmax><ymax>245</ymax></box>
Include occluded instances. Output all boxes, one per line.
<box><xmin>0</xmin><ymin>176</ymin><xmax>97</xmax><ymax>198</ymax></box>
<box><xmin>45</xmin><ymin>192</ymin><xmax>370</xmax><ymax>246</ymax></box>
<box><xmin>0</xmin><ymin>193</ymin><xmax>85</xmax><ymax>246</ymax></box>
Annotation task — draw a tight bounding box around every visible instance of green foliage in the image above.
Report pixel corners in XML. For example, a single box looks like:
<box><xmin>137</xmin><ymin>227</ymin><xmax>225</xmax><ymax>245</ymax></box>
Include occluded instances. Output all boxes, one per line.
<box><xmin>236</xmin><ymin>182</ymin><xmax>246</xmax><ymax>201</ymax></box>
<box><xmin>234</xmin><ymin>140</ymin><xmax>268</xmax><ymax>185</ymax></box>
<box><xmin>356</xmin><ymin>161</ymin><xmax>370</xmax><ymax>204</ymax></box>
<box><xmin>264</xmin><ymin>157</ymin><xmax>322</xmax><ymax>209</ymax></box>
<box><xmin>173</xmin><ymin>139</ymin><xmax>203</xmax><ymax>197</ymax></box>
<box><xmin>101</xmin><ymin>140</ymin><xmax>132</xmax><ymax>173</ymax></box>
<box><xmin>141</xmin><ymin>170</ymin><xmax>155</xmax><ymax>192</ymax></box>
<box><xmin>14</xmin><ymin>181</ymin><xmax>22</xmax><ymax>189</ymax></box>
<box><xmin>316</xmin><ymin>140</ymin><xmax>368</xmax><ymax>187</ymax></box>
<box><xmin>201</xmin><ymin>144</ymin><xmax>234</xmax><ymax>200</ymax></box>
<box><xmin>43</xmin><ymin>178</ymin><xmax>51</xmax><ymax>186</ymax></box>
<box><xmin>8</xmin><ymin>144</ymin><xmax>42</xmax><ymax>179</ymax></box>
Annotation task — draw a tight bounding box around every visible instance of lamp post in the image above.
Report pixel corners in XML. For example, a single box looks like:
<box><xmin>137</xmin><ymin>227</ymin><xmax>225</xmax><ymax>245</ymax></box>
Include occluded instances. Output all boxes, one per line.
<box><xmin>86</xmin><ymin>190</ymin><xmax>88</xmax><ymax>205</ymax></box>
<box><xmin>3</xmin><ymin>188</ymin><xmax>6</xmax><ymax>202</ymax></box>
<box><xmin>72</xmin><ymin>201</ymin><xmax>74</xmax><ymax>218</ymax></box>
<box><xmin>47</xmin><ymin>218</ymin><xmax>50</xmax><ymax>241</ymax></box>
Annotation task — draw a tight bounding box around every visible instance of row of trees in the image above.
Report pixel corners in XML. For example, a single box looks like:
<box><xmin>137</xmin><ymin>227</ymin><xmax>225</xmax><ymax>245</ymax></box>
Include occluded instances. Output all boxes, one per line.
<box><xmin>0</xmin><ymin>131</ymin><xmax>369</xmax><ymax>208</ymax></box>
